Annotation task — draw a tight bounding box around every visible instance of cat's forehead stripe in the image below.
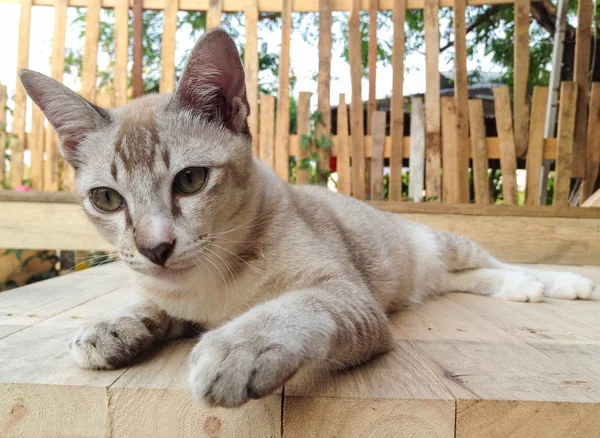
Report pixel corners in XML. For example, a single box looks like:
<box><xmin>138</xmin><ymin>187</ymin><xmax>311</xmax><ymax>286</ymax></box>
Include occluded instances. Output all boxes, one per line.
<box><xmin>114</xmin><ymin>106</ymin><xmax>161</xmax><ymax>173</ymax></box>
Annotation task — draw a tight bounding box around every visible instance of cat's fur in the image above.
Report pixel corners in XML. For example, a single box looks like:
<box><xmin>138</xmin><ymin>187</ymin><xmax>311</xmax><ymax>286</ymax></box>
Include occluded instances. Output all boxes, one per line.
<box><xmin>20</xmin><ymin>28</ymin><xmax>595</xmax><ymax>408</ymax></box>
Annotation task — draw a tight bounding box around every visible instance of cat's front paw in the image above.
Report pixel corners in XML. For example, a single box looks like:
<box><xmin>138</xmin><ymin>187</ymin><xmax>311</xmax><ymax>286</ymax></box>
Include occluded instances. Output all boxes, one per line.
<box><xmin>189</xmin><ymin>328</ymin><xmax>303</xmax><ymax>408</ymax></box>
<box><xmin>69</xmin><ymin>316</ymin><xmax>159</xmax><ymax>369</ymax></box>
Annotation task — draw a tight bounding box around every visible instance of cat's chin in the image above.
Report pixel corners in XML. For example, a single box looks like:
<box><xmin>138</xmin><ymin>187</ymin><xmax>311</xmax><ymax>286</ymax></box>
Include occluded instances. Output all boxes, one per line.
<box><xmin>130</xmin><ymin>264</ymin><xmax>195</xmax><ymax>280</ymax></box>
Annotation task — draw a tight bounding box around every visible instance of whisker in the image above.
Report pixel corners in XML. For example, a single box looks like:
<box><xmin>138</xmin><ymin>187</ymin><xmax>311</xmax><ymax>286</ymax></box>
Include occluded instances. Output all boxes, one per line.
<box><xmin>208</xmin><ymin>242</ymin><xmax>262</xmax><ymax>276</ymax></box>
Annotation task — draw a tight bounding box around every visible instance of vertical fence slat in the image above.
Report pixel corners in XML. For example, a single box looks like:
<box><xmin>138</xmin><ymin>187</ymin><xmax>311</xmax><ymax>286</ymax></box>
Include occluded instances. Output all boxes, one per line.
<box><xmin>46</xmin><ymin>0</ymin><xmax>69</xmax><ymax>191</ymax></box>
<box><xmin>389</xmin><ymin>0</ymin><xmax>405</xmax><ymax>201</ymax></box>
<box><xmin>370</xmin><ymin>111</ymin><xmax>385</xmax><ymax>200</ymax></box>
<box><xmin>453</xmin><ymin>0</ymin><xmax>469</xmax><ymax>203</ymax></box>
<box><xmin>114</xmin><ymin>0</ymin><xmax>129</xmax><ymax>108</ymax></box>
<box><xmin>513</xmin><ymin>0</ymin><xmax>530</xmax><ymax>158</ymax></box>
<box><xmin>493</xmin><ymin>86</ymin><xmax>518</xmax><ymax>205</ymax></box>
<box><xmin>553</xmin><ymin>81</ymin><xmax>577</xmax><ymax>206</ymax></box>
<box><xmin>409</xmin><ymin>97</ymin><xmax>425</xmax><ymax>202</ymax></box>
<box><xmin>317</xmin><ymin>0</ymin><xmax>332</xmax><ymax>179</ymax></box>
<box><xmin>582</xmin><ymin>83</ymin><xmax>600</xmax><ymax>202</ymax></box>
<box><xmin>468</xmin><ymin>99</ymin><xmax>489</xmax><ymax>205</ymax></box>
<box><xmin>81</xmin><ymin>0</ymin><xmax>101</xmax><ymax>102</ymax></box>
<box><xmin>337</xmin><ymin>94</ymin><xmax>351</xmax><ymax>196</ymax></box>
<box><xmin>9</xmin><ymin>0</ymin><xmax>32</xmax><ymax>189</ymax></box>
<box><xmin>207</xmin><ymin>0</ymin><xmax>223</xmax><ymax>29</ymax></box>
<box><xmin>160</xmin><ymin>0</ymin><xmax>179</xmax><ymax>93</ymax></box>
<box><xmin>572</xmin><ymin>0</ymin><xmax>592</xmax><ymax>179</ymax></box>
<box><xmin>349</xmin><ymin>0</ymin><xmax>365</xmax><ymax>199</ymax></box>
<box><xmin>274</xmin><ymin>0</ymin><xmax>291</xmax><ymax>181</ymax></box>
<box><xmin>524</xmin><ymin>86</ymin><xmax>548</xmax><ymax>206</ymax></box>
<box><xmin>244</xmin><ymin>0</ymin><xmax>259</xmax><ymax>156</ymax></box>
<box><xmin>367</xmin><ymin>0</ymin><xmax>377</xmax><ymax>134</ymax></box>
<box><xmin>132</xmin><ymin>0</ymin><xmax>144</xmax><ymax>99</ymax></box>
<box><xmin>296</xmin><ymin>92</ymin><xmax>312</xmax><ymax>184</ymax></box>
<box><xmin>441</xmin><ymin>96</ymin><xmax>459</xmax><ymax>203</ymax></box>
<box><xmin>424</xmin><ymin>0</ymin><xmax>441</xmax><ymax>202</ymax></box>
<box><xmin>0</xmin><ymin>85</ymin><xmax>6</xmax><ymax>182</ymax></box>
<box><xmin>30</xmin><ymin>105</ymin><xmax>45</xmax><ymax>190</ymax></box>
<box><xmin>259</xmin><ymin>95</ymin><xmax>275</xmax><ymax>169</ymax></box>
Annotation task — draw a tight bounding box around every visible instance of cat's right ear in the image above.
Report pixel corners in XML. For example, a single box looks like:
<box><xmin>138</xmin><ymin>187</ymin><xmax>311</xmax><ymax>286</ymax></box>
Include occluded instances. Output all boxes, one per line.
<box><xmin>19</xmin><ymin>70</ymin><xmax>110</xmax><ymax>166</ymax></box>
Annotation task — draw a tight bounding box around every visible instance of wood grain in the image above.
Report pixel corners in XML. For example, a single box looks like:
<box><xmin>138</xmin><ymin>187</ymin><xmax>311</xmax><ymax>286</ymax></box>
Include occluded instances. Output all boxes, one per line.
<box><xmin>113</xmin><ymin>0</ymin><xmax>129</xmax><ymax>108</ymax></box>
<box><xmin>389</xmin><ymin>0</ymin><xmax>405</xmax><ymax>201</ymax></box>
<box><xmin>582</xmin><ymin>83</ymin><xmax>600</xmax><ymax>203</ymax></box>
<box><xmin>0</xmin><ymin>84</ymin><xmax>7</xmax><ymax>182</ymax></box>
<box><xmin>493</xmin><ymin>86</ymin><xmax>518</xmax><ymax>205</ymax></box>
<box><xmin>132</xmin><ymin>0</ymin><xmax>144</xmax><ymax>98</ymax></box>
<box><xmin>29</xmin><ymin>105</ymin><xmax>45</xmax><ymax>191</ymax></box>
<box><xmin>80</xmin><ymin>0</ymin><xmax>101</xmax><ymax>102</ymax></box>
<box><xmin>441</xmin><ymin>96</ymin><xmax>460</xmax><ymax>203</ymax></box>
<box><xmin>424</xmin><ymin>0</ymin><xmax>441</xmax><ymax>201</ymax></box>
<box><xmin>409</xmin><ymin>97</ymin><xmax>425</xmax><ymax>202</ymax></box>
<box><xmin>160</xmin><ymin>0</ymin><xmax>179</xmax><ymax>93</ymax></box>
<box><xmin>553</xmin><ymin>81</ymin><xmax>577</xmax><ymax>206</ymax></box>
<box><xmin>317</xmin><ymin>0</ymin><xmax>333</xmax><ymax>177</ymax></box>
<box><xmin>453</xmin><ymin>0</ymin><xmax>469</xmax><ymax>203</ymax></box>
<box><xmin>572</xmin><ymin>0</ymin><xmax>592</xmax><ymax>178</ymax></box>
<box><xmin>367</xmin><ymin>0</ymin><xmax>377</xmax><ymax>134</ymax></box>
<box><xmin>370</xmin><ymin>111</ymin><xmax>386</xmax><ymax>200</ymax></box>
<box><xmin>244</xmin><ymin>0</ymin><xmax>259</xmax><ymax>155</ymax></box>
<box><xmin>274</xmin><ymin>0</ymin><xmax>291</xmax><ymax>181</ymax></box>
<box><xmin>349</xmin><ymin>0</ymin><xmax>366</xmax><ymax>199</ymax></box>
<box><xmin>336</xmin><ymin>94</ymin><xmax>351</xmax><ymax>196</ymax></box>
<box><xmin>513</xmin><ymin>0</ymin><xmax>530</xmax><ymax>158</ymax></box>
<box><xmin>9</xmin><ymin>0</ymin><xmax>32</xmax><ymax>189</ymax></box>
<box><xmin>525</xmin><ymin>87</ymin><xmax>549</xmax><ymax>206</ymax></box>
<box><xmin>207</xmin><ymin>0</ymin><xmax>223</xmax><ymax>28</ymax></box>
<box><xmin>259</xmin><ymin>95</ymin><xmax>275</xmax><ymax>169</ymax></box>
<box><xmin>296</xmin><ymin>92</ymin><xmax>312</xmax><ymax>184</ymax></box>
<box><xmin>468</xmin><ymin>99</ymin><xmax>489</xmax><ymax>204</ymax></box>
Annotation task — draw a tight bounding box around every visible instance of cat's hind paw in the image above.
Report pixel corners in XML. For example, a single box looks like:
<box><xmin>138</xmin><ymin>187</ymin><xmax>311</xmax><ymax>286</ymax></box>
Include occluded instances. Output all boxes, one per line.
<box><xmin>544</xmin><ymin>273</ymin><xmax>595</xmax><ymax>300</ymax></box>
<box><xmin>493</xmin><ymin>273</ymin><xmax>545</xmax><ymax>303</ymax></box>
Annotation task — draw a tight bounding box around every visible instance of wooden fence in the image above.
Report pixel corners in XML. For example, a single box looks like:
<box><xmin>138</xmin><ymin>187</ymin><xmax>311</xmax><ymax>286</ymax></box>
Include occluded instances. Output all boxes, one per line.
<box><xmin>1</xmin><ymin>0</ymin><xmax>599</xmax><ymax>207</ymax></box>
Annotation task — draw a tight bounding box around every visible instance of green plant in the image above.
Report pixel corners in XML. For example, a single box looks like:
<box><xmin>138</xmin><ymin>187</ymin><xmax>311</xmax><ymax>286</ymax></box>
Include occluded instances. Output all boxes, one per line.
<box><xmin>298</xmin><ymin>110</ymin><xmax>333</xmax><ymax>186</ymax></box>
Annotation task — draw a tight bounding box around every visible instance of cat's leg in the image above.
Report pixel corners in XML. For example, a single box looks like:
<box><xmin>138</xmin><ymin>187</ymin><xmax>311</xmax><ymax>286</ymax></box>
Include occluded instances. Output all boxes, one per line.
<box><xmin>188</xmin><ymin>279</ymin><xmax>391</xmax><ymax>408</ymax></box>
<box><xmin>69</xmin><ymin>301</ymin><xmax>198</xmax><ymax>369</ymax></box>
<box><xmin>501</xmin><ymin>265</ymin><xmax>595</xmax><ymax>300</ymax></box>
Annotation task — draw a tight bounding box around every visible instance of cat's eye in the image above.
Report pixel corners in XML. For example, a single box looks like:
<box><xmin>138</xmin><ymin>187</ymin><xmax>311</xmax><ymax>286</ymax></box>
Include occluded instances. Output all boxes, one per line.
<box><xmin>90</xmin><ymin>187</ymin><xmax>125</xmax><ymax>212</ymax></box>
<box><xmin>174</xmin><ymin>167</ymin><xmax>208</xmax><ymax>195</ymax></box>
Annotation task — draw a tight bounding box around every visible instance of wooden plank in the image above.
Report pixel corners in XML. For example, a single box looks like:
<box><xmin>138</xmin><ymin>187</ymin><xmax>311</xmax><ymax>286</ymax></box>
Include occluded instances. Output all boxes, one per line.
<box><xmin>493</xmin><ymin>85</ymin><xmax>518</xmax><ymax>205</ymax></box>
<box><xmin>468</xmin><ymin>99</ymin><xmax>489</xmax><ymax>204</ymax></box>
<box><xmin>553</xmin><ymin>81</ymin><xmax>577</xmax><ymax>207</ymax></box>
<box><xmin>9</xmin><ymin>0</ymin><xmax>32</xmax><ymax>189</ymax></box>
<box><xmin>453</xmin><ymin>0</ymin><xmax>469</xmax><ymax>203</ymax></box>
<box><xmin>441</xmin><ymin>96</ymin><xmax>460</xmax><ymax>203</ymax></box>
<box><xmin>259</xmin><ymin>95</ymin><xmax>275</xmax><ymax>169</ymax></box>
<box><xmin>424</xmin><ymin>0</ymin><xmax>441</xmax><ymax>201</ymax></box>
<box><xmin>582</xmin><ymin>188</ymin><xmax>600</xmax><ymax>207</ymax></box>
<box><xmin>0</xmin><ymin>0</ymin><xmax>523</xmax><ymax>12</ymax></box>
<box><xmin>159</xmin><ymin>0</ymin><xmax>179</xmax><ymax>93</ymax></box>
<box><xmin>274</xmin><ymin>0</ymin><xmax>291</xmax><ymax>181</ymax></box>
<box><xmin>317</xmin><ymin>0</ymin><xmax>332</xmax><ymax>178</ymax></box>
<box><xmin>370</xmin><ymin>111</ymin><xmax>386</xmax><ymax>200</ymax></box>
<box><xmin>80</xmin><ymin>0</ymin><xmax>101</xmax><ymax>102</ymax></box>
<box><xmin>132</xmin><ymin>0</ymin><xmax>144</xmax><ymax>98</ymax></box>
<box><xmin>29</xmin><ymin>105</ymin><xmax>45</xmax><ymax>191</ymax></box>
<box><xmin>513</xmin><ymin>0</ymin><xmax>530</xmax><ymax>158</ymax></box>
<box><xmin>336</xmin><ymin>94</ymin><xmax>351</xmax><ymax>196</ymax></box>
<box><xmin>409</xmin><ymin>97</ymin><xmax>425</xmax><ymax>202</ymax></box>
<box><xmin>367</xmin><ymin>0</ymin><xmax>377</xmax><ymax>135</ymax></box>
<box><xmin>572</xmin><ymin>0</ymin><xmax>592</xmax><ymax>179</ymax></box>
<box><xmin>296</xmin><ymin>92</ymin><xmax>312</xmax><ymax>184</ymax></box>
<box><xmin>525</xmin><ymin>86</ymin><xmax>549</xmax><ymax>206</ymax></box>
<box><xmin>244</xmin><ymin>0</ymin><xmax>259</xmax><ymax>155</ymax></box>
<box><xmin>582</xmin><ymin>83</ymin><xmax>600</xmax><ymax>202</ymax></box>
<box><xmin>389</xmin><ymin>0</ymin><xmax>405</xmax><ymax>201</ymax></box>
<box><xmin>207</xmin><ymin>0</ymin><xmax>223</xmax><ymax>28</ymax></box>
<box><xmin>349</xmin><ymin>0</ymin><xmax>366</xmax><ymax>199</ymax></box>
<box><xmin>113</xmin><ymin>0</ymin><xmax>129</xmax><ymax>108</ymax></box>
<box><xmin>0</xmin><ymin>84</ymin><xmax>6</xmax><ymax>183</ymax></box>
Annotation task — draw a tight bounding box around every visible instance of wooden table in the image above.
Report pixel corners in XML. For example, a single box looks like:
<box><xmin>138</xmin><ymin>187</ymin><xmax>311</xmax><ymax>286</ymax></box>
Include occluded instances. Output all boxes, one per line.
<box><xmin>1</xmin><ymin>263</ymin><xmax>599</xmax><ymax>437</ymax></box>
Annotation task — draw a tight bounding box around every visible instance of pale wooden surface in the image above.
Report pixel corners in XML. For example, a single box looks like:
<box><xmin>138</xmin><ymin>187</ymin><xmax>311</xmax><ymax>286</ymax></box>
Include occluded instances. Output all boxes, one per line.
<box><xmin>389</xmin><ymin>0</ymin><xmax>405</xmax><ymax>202</ymax></box>
<box><xmin>408</xmin><ymin>97</ymin><xmax>425</xmax><ymax>203</ymax></box>
<box><xmin>259</xmin><ymin>95</ymin><xmax>276</xmax><ymax>169</ymax></box>
<box><xmin>441</xmin><ymin>96</ymin><xmax>459</xmax><ymax>203</ymax></box>
<box><xmin>244</xmin><ymin>0</ymin><xmax>259</xmax><ymax>156</ymax></box>
<box><xmin>493</xmin><ymin>85</ymin><xmax>518</xmax><ymax>205</ymax></box>
<box><xmin>159</xmin><ymin>0</ymin><xmax>179</xmax><ymax>93</ymax></box>
<box><xmin>1</xmin><ymin>263</ymin><xmax>599</xmax><ymax>437</ymax></box>
<box><xmin>554</xmin><ymin>82</ymin><xmax>577</xmax><ymax>207</ymax></box>
<box><xmin>274</xmin><ymin>0</ymin><xmax>291</xmax><ymax>181</ymax></box>
<box><xmin>582</xmin><ymin>83</ymin><xmax>600</xmax><ymax>203</ymax></box>
<box><xmin>336</xmin><ymin>94</ymin><xmax>351</xmax><ymax>196</ymax></box>
<box><xmin>370</xmin><ymin>111</ymin><xmax>386</xmax><ymax>201</ymax></box>
<box><xmin>80</xmin><ymin>0</ymin><xmax>101</xmax><ymax>101</ymax></box>
<box><xmin>513</xmin><ymin>0</ymin><xmax>529</xmax><ymax>158</ymax></box>
<box><xmin>525</xmin><ymin>86</ymin><xmax>548</xmax><ymax>206</ymax></box>
<box><xmin>468</xmin><ymin>99</ymin><xmax>489</xmax><ymax>205</ymax></box>
<box><xmin>296</xmin><ymin>92</ymin><xmax>312</xmax><ymax>184</ymax></box>
<box><xmin>317</xmin><ymin>0</ymin><xmax>333</xmax><ymax>177</ymax></box>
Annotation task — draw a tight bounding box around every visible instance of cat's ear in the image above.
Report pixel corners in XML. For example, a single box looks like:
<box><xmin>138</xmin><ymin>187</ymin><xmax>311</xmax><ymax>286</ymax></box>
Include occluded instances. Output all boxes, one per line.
<box><xmin>19</xmin><ymin>70</ymin><xmax>110</xmax><ymax>165</ymax></box>
<box><xmin>174</xmin><ymin>28</ymin><xmax>250</xmax><ymax>134</ymax></box>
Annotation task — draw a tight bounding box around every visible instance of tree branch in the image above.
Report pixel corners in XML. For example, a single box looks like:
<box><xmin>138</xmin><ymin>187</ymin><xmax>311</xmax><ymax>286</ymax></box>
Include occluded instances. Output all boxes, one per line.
<box><xmin>440</xmin><ymin>5</ymin><xmax>505</xmax><ymax>54</ymax></box>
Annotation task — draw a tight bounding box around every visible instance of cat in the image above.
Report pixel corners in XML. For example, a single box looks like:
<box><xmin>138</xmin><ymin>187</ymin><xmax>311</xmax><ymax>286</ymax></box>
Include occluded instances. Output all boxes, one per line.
<box><xmin>19</xmin><ymin>28</ymin><xmax>595</xmax><ymax>409</ymax></box>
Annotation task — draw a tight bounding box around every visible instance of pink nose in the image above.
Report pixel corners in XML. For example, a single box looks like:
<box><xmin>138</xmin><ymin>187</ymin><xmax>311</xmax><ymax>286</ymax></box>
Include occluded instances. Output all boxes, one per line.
<box><xmin>139</xmin><ymin>240</ymin><xmax>175</xmax><ymax>266</ymax></box>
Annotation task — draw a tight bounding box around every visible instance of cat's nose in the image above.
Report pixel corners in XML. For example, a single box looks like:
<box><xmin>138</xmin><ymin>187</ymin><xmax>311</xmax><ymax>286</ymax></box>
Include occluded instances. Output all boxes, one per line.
<box><xmin>139</xmin><ymin>240</ymin><xmax>175</xmax><ymax>266</ymax></box>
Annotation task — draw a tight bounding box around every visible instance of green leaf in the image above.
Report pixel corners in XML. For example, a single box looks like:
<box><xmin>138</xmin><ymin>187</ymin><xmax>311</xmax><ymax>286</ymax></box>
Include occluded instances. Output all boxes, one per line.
<box><xmin>299</xmin><ymin>157</ymin><xmax>312</xmax><ymax>170</ymax></box>
<box><xmin>300</xmin><ymin>134</ymin><xmax>312</xmax><ymax>150</ymax></box>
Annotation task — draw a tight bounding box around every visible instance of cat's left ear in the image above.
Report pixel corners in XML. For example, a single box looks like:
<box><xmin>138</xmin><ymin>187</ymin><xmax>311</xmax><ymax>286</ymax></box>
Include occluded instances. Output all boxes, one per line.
<box><xmin>174</xmin><ymin>28</ymin><xmax>250</xmax><ymax>134</ymax></box>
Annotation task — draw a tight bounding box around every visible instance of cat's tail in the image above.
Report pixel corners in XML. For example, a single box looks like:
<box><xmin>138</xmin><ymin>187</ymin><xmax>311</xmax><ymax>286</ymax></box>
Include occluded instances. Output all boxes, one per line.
<box><xmin>433</xmin><ymin>229</ymin><xmax>503</xmax><ymax>272</ymax></box>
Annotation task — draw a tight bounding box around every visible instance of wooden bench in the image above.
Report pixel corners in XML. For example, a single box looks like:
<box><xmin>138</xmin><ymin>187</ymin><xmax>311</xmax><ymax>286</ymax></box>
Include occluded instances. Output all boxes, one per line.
<box><xmin>1</xmin><ymin>262</ymin><xmax>599</xmax><ymax>437</ymax></box>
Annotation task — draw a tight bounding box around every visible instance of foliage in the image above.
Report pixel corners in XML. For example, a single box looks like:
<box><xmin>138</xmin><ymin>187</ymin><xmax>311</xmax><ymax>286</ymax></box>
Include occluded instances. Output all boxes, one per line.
<box><xmin>297</xmin><ymin>110</ymin><xmax>333</xmax><ymax>186</ymax></box>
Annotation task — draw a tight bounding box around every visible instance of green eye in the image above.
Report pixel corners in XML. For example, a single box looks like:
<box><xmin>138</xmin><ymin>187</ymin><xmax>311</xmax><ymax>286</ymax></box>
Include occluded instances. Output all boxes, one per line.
<box><xmin>91</xmin><ymin>187</ymin><xmax>124</xmax><ymax>212</ymax></box>
<box><xmin>174</xmin><ymin>167</ymin><xmax>208</xmax><ymax>195</ymax></box>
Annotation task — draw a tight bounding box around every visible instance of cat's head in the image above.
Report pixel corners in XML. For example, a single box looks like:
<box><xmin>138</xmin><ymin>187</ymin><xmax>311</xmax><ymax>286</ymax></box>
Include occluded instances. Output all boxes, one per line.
<box><xmin>20</xmin><ymin>28</ymin><xmax>255</xmax><ymax>279</ymax></box>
